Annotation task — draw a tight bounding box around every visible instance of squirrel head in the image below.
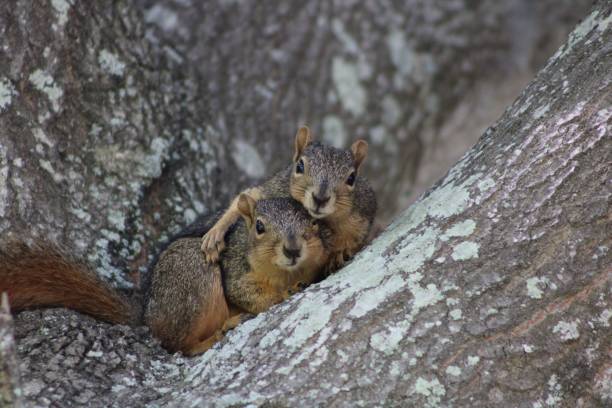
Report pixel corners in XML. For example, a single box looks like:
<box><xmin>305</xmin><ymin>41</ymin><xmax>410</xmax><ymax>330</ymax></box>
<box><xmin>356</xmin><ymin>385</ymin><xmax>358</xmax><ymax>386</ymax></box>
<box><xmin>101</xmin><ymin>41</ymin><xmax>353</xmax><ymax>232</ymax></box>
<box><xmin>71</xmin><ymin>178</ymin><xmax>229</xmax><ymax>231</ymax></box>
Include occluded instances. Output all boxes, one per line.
<box><xmin>289</xmin><ymin>126</ymin><xmax>368</xmax><ymax>221</ymax></box>
<box><xmin>237</xmin><ymin>195</ymin><xmax>323</xmax><ymax>272</ymax></box>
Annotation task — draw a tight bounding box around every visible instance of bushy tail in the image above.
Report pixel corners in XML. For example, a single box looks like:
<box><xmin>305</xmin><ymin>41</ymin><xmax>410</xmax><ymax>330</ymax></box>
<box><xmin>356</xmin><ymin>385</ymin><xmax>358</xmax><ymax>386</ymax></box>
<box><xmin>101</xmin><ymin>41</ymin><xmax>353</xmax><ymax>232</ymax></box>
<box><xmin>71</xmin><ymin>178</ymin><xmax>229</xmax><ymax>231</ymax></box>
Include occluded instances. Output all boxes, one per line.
<box><xmin>0</xmin><ymin>241</ymin><xmax>135</xmax><ymax>325</ymax></box>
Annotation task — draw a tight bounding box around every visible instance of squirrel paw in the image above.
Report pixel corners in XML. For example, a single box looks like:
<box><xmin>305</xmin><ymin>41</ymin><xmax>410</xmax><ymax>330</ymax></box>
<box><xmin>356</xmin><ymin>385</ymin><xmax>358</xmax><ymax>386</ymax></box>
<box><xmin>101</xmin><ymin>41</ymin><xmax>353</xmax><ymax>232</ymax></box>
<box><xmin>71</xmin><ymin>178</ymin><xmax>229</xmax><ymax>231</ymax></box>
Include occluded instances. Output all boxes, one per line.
<box><xmin>287</xmin><ymin>281</ymin><xmax>308</xmax><ymax>296</ymax></box>
<box><xmin>322</xmin><ymin>252</ymin><xmax>351</xmax><ymax>277</ymax></box>
<box><xmin>342</xmin><ymin>249</ymin><xmax>355</xmax><ymax>263</ymax></box>
<box><xmin>221</xmin><ymin>313</ymin><xmax>255</xmax><ymax>333</ymax></box>
<box><xmin>333</xmin><ymin>252</ymin><xmax>347</xmax><ymax>269</ymax></box>
<box><xmin>201</xmin><ymin>226</ymin><xmax>227</xmax><ymax>263</ymax></box>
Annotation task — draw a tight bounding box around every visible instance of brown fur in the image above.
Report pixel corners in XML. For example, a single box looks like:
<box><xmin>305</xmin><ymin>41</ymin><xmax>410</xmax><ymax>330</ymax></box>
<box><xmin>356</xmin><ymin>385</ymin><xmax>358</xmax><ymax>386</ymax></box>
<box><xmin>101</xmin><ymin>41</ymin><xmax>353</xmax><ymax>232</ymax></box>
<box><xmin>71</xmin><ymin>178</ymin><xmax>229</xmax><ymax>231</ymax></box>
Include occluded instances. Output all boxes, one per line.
<box><xmin>323</xmin><ymin>211</ymin><xmax>371</xmax><ymax>272</ymax></box>
<box><xmin>201</xmin><ymin>126</ymin><xmax>377</xmax><ymax>275</ymax></box>
<box><xmin>1</xmin><ymin>200</ymin><xmax>328</xmax><ymax>356</ymax></box>
<box><xmin>185</xmin><ymin>309</ymin><xmax>249</xmax><ymax>355</ymax></box>
<box><xmin>0</xmin><ymin>241</ymin><xmax>134</xmax><ymax>325</ymax></box>
<box><xmin>145</xmin><ymin>238</ymin><xmax>233</xmax><ymax>354</ymax></box>
<box><xmin>150</xmin><ymin>197</ymin><xmax>329</xmax><ymax>353</ymax></box>
<box><xmin>201</xmin><ymin>187</ymin><xmax>262</xmax><ymax>263</ymax></box>
<box><xmin>222</xmin><ymin>196</ymin><xmax>329</xmax><ymax>314</ymax></box>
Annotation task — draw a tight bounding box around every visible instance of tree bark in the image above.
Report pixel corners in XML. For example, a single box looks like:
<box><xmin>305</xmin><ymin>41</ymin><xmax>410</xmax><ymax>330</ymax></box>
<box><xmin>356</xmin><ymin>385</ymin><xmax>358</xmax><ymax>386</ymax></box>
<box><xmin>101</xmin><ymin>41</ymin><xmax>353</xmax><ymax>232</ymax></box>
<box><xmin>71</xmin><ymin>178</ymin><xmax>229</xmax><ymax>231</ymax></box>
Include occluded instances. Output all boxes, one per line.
<box><xmin>0</xmin><ymin>0</ymin><xmax>591</xmax><ymax>290</ymax></box>
<box><xmin>0</xmin><ymin>293</ymin><xmax>23</xmax><ymax>408</ymax></box>
<box><xmin>154</xmin><ymin>3</ymin><xmax>610</xmax><ymax>406</ymax></box>
<box><xmin>136</xmin><ymin>0</ymin><xmax>593</xmax><ymax>222</ymax></box>
<box><xmin>0</xmin><ymin>0</ymin><xmax>226</xmax><ymax>287</ymax></box>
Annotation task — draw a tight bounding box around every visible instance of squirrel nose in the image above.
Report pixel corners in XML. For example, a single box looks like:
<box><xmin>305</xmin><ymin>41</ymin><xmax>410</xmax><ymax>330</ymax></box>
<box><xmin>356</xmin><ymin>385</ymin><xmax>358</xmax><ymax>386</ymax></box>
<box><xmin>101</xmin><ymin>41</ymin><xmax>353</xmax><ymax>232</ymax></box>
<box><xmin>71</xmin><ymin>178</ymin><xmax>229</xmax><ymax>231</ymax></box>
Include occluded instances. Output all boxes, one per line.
<box><xmin>282</xmin><ymin>246</ymin><xmax>301</xmax><ymax>260</ymax></box>
<box><xmin>312</xmin><ymin>193</ymin><xmax>330</xmax><ymax>208</ymax></box>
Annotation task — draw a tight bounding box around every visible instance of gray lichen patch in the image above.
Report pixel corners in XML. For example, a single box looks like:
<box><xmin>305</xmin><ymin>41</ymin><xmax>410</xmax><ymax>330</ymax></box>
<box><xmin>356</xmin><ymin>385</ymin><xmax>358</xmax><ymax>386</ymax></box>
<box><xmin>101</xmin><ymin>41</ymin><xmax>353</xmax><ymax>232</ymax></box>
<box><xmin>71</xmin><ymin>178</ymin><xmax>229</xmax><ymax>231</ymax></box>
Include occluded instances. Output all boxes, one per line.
<box><xmin>413</xmin><ymin>376</ymin><xmax>446</xmax><ymax>408</ymax></box>
<box><xmin>231</xmin><ymin>140</ymin><xmax>265</xmax><ymax>178</ymax></box>
<box><xmin>332</xmin><ymin>57</ymin><xmax>367</xmax><ymax>116</ymax></box>
<box><xmin>450</xmin><ymin>241</ymin><xmax>479</xmax><ymax>261</ymax></box>
<box><xmin>98</xmin><ymin>49</ymin><xmax>126</xmax><ymax>77</ymax></box>
<box><xmin>51</xmin><ymin>0</ymin><xmax>72</xmax><ymax>29</ymax></box>
<box><xmin>322</xmin><ymin>115</ymin><xmax>347</xmax><ymax>148</ymax></box>
<box><xmin>440</xmin><ymin>219</ymin><xmax>476</xmax><ymax>241</ymax></box>
<box><xmin>94</xmin><ymin>137</ymin><xmax>169</xmax><ymax>179</ymax></box>
<box><xmin>29</xmin><ymin>69</ymin><xmax>64</xmax><ymax>113</ymax></box>
<box><xmin>0</xmin><ymin>77</ymin><xmax>16</xmax><ymax>112</ymax></box>
<box><xmin>552</xmin><ymin>320</ymin><xmax>580</xmax><ymax>342</ymax></box>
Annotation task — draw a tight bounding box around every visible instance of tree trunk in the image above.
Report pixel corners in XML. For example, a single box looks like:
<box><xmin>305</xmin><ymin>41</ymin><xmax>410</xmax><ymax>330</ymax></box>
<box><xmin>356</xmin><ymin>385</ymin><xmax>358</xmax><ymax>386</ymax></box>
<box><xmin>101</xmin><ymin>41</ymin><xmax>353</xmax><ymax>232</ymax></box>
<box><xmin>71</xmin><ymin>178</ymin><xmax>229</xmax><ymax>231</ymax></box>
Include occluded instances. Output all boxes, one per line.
<box><xmin>155</xmin><ymin>3</ymin><xmax>611</xmax><ymax>406</ymax></box>
<box><xmin>2</xmin><ymin>0</ymin><xmax>610</xmax><ymax>407</ymax></box>
<box><xmin>0</xmin><ymin>0</ymin><xmax>226</xmax><ymax>287</ymax></box>
<box><xmin>0</xmin><ymin>0</ymin><xmax>592</xmax><ymax>291</ymax></box>
<box><xmin>136</xmin><ymin>0</ymin><xmax>594</xmax><ymax>222</ymax></box>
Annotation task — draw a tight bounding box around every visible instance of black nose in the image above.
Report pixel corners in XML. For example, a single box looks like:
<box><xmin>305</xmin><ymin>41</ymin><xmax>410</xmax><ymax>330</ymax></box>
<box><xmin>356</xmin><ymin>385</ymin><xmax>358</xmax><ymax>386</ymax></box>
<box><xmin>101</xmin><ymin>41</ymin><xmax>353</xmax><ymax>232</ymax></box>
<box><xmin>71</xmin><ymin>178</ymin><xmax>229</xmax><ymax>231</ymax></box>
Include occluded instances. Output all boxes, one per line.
<box><xmin>283</xmin><ymin>246</ymin><xmax>301</xmax><ymax>260</ymax></box>
<box><xmin>312</xmin><ymin>193</ymin><xmax>330</xmax><ymax>208</ymax></box>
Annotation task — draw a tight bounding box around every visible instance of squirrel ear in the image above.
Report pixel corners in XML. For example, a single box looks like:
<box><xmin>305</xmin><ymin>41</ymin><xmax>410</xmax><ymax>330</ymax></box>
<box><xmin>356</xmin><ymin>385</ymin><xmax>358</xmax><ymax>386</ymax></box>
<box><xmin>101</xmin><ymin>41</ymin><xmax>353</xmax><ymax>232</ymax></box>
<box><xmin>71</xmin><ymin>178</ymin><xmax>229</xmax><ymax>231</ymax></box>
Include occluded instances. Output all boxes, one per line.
<box><xmin>351</xmin><ymin>139</ymin><xmax>368</xmax><ymax>171</ymax></box>
<box><xmin>237</xmin><ymin>194</ymin><xmax>256</xmax><ymax>228</ymax></box>
<box><xmin>293</xmin><ymin>126</ymin><xmax>312</xmax><ymax>161</ymax></box>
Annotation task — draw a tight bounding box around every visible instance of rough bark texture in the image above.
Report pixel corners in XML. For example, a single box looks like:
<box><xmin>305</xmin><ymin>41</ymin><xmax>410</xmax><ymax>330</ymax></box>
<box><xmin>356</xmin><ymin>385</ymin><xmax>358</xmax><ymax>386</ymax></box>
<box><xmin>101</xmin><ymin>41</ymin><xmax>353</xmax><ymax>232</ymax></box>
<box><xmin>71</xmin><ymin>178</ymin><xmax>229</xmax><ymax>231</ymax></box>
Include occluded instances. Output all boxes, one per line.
<box><xmin>138</xmin><ymin>0</ymin><xmax>593</xmax><ymax>222</ymax></box>
<box><xmin>2</xmin><ymin>0</ymin><xmax>610</xmax><ymax>407</ymax></box>
<box><xmin>0</xmin><ymin>0</ymin><xmax>224</xmax><ymax>288</ymax></box>
<box><xmin>0</xmin><ymin>294</ymin><xmax>23</xmax><ymax>408</ymax></box>
<box><xmin>14</xmin><ymin>309</ymin><xmax>177</xmax><ymax>406</ymax></box>
<box><xmin>150</xmin><ymin>4</ymin><xmax>610</xmax><ymax>406</ymax></box>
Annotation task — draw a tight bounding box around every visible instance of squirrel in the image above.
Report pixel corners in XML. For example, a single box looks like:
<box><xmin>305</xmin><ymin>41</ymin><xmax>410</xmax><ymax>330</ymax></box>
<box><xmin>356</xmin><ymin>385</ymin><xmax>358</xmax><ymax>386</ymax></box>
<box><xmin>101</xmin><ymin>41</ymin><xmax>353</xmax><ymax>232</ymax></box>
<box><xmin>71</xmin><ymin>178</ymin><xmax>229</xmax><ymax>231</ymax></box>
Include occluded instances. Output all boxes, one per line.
<box><xmin>201</xmin><ymin>126</ymin><xmax>377</xmax><ymax>273</ymax></box>
<box><xmin>145</xmin><ymin>195</ymin><xmax>329</xmax><ymax>354</ymax></box>
<box><xmin>0</xmin><ymin>196</ymin><xmax>329</xmax><ymax>356</ymax></box>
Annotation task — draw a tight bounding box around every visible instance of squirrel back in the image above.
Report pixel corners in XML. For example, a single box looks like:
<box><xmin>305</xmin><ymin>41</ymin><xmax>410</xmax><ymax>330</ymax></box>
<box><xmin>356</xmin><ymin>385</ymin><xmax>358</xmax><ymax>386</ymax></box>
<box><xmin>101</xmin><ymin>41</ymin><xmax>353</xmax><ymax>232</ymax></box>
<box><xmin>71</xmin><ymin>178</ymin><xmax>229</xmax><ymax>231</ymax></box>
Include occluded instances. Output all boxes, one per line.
<box><xmin>0</xmin><ymin>240</ymin><xmax>137</xmax><ymax>325</ymax></box>
<box><xmin>144</xmin><ymin>237</ymin><xmax>231</xmax><ymax>354</ymax></box>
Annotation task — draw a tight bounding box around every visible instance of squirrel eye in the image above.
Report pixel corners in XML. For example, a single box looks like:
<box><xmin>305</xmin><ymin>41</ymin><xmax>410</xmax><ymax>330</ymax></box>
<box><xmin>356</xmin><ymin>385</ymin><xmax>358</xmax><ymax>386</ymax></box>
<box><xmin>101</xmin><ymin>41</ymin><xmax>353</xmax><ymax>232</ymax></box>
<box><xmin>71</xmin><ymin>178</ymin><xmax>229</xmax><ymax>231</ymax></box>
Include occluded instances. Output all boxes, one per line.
<box><xmin>255</xmin><ymin>219</ymin><xmax>265</xmax><ymax>235</ymax></box>
<box><xmin>346</xmin><ymin>171</ymin><xmax>356</xmax><ymax>186</ymax></box>
<box><xmin>295</xmin><ymin>159</ymin><xmax>304</xmax><ymax>174</ymax></box>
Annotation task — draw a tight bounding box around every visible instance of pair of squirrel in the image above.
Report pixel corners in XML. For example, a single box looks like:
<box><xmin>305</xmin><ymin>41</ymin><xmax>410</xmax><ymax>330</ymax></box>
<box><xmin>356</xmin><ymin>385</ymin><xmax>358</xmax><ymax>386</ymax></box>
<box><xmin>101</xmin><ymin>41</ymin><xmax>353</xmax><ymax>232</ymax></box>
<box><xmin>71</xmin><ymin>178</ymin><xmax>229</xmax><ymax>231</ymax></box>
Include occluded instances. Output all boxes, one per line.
<box><xmin>0</xmin><ymin>127</ymin><xmax>377</xmax><ymax>355</ymax></box>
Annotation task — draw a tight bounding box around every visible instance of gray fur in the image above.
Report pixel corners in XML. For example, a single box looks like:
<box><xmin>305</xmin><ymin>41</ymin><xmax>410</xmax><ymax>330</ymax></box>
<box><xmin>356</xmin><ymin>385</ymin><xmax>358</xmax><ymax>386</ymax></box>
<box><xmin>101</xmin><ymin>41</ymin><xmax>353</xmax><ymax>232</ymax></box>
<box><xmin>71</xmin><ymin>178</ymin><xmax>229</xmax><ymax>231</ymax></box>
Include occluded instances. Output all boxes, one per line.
<box><xmin>302</xmin><ymin>142</ymin><xmax>354</xmax><ymax>191</ymax></box>
<box><xmin>144</xmin><ymin>238</ymin><xmax>222</xmax><ymax>352</ymax></box>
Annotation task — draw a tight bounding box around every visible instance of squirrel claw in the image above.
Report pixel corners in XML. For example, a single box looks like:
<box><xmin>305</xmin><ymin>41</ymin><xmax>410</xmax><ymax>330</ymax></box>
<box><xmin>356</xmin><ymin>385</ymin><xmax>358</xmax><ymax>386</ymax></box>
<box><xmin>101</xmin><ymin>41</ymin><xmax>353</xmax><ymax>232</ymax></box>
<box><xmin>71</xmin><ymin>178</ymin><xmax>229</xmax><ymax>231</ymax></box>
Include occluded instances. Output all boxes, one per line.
<box><xmin>201</xmin><ymin>227</ymin><xmax>226</xmax><ymax>263</ymax></box>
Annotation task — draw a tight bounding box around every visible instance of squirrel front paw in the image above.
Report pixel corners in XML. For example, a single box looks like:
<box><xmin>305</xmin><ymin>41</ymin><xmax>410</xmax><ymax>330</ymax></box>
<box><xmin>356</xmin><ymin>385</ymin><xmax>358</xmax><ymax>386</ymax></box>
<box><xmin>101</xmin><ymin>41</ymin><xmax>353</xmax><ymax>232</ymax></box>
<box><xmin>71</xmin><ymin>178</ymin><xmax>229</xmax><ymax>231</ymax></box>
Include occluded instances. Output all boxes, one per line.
<box><xmin>285</xmin><ymin>281</ymin><xmax>308</xmax><ymax>298</ymax></box>
<box><xmin>333</xmin><ymin>252</ymin><xmax>347</xmax><ymax>269</ymax></box>
<box><xmin>322</xmin><ymin>251</ymin><xmax>351</xmax><ymax>277</ymax></box>
<box><xmin>292</xmin><ymin>281</ymin><xmax>309</xmax><ymax>294</ymax></box>
<box><xmin>200</xmin><ymin>226</ymin><xmax>227</xmax><ymax>263</ymax></box>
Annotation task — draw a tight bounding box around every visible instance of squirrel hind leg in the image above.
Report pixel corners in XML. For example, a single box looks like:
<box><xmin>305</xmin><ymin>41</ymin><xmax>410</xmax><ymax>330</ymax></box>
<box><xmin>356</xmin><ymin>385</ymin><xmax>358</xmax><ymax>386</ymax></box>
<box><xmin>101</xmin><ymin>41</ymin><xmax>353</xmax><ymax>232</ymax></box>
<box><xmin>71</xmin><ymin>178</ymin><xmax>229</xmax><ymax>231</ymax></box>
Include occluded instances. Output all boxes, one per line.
<box><xmin>183</xmin><ymin>312</ymin><xmax>251</xmax><ymax>356</ymax></box>
<box><xmin>184</xmin><ymin>330</ymin><xmax>225</xmax><ymax>356</ymax></box>
<box><xmin>176</xmin><ymin>280</ymin><xmax>231</xmax><ymax>355</ymax></box>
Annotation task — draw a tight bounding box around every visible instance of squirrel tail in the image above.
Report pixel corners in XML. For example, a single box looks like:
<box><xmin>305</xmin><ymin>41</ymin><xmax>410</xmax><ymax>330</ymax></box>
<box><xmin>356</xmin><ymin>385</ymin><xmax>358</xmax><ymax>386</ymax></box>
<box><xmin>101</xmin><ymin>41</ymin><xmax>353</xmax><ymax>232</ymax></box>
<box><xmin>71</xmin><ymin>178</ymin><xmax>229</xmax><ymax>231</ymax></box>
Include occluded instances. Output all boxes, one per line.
<box><xmin>0</xmin><ymin>240</ymin><xmax>136</xmax><ymax>325</ymax></box>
